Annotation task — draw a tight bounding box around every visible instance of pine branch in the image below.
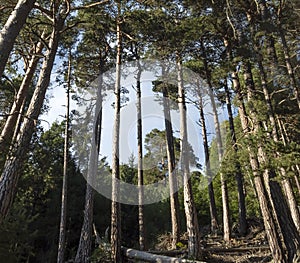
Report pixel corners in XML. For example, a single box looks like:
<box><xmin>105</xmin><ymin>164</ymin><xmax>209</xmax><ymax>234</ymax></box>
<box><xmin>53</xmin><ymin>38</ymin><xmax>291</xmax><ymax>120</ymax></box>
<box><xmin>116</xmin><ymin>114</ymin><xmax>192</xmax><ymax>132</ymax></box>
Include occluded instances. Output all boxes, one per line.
<box><xmin>72</xmin><ymin>0</ymin><xmax>110</xmax><ymax>10</ymax></box>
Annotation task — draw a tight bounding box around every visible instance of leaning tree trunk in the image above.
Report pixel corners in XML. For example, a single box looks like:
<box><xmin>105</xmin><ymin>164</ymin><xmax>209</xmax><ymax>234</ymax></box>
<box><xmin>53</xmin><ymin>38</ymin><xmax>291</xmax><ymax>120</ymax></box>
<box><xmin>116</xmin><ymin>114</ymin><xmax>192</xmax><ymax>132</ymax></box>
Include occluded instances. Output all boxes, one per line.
<box><xmin>243</xmin><ymin>59</ymin><xmax>300</xmax><ymax>261</ymax></box>
<box><xmin>277</xmin><ymin>24</ymin><xmax>300</xmax><ymax>110</ymax></box>
<box><xmin>234</xmin><ymin>68</ymin><xmax>286</xmax><ymax>262</ymax></box>
<box><xmin>197</xmin><ymin>88</ymin><xmax>218</xmax><ymax>233</ymax></box>
<box><xmin>111</xmin><ymin>6</ymin><xmax>122</xmax><ymax>262</ymax></box>
<box><xmin>0</xmin><ymin>31</ymin><xmax>45</xmax><ymax>164</ymax></box>
<box><xmin>177</xmin><ymin>53</ymin><xmax>201</xmax><ymax>259</ymax></box>
<box><xmin>57</xmin><ymin>50</ymin><xmax>71</xmax><ymax>263</ymax></box>
<box><xmin>136</xmin><ymin>59</ymin><xmax>145</xmax><ymax>251</ymax></box>
<box><xmin>0</xmin><ymin>11</ymin><xmax>65</xmax><ymax>223</ymax></box>
<box><xmin>0</xmin><ymin>0</ymin><xmax>36</xmax><ymax>78</ymax></box>
<box><xmin>247</xmin><ymin>11</ymin><xmax>300</xmax><ymax>234</ymax></box>
<box><xmin>277</xmin><ymin>117</ymin><xmax>300</xmax><ymax>198</ymax></box>
<box><xmin>162</xmin><ymin>83</ymin><xmax>180</xmax><ymax>249</ymax></box>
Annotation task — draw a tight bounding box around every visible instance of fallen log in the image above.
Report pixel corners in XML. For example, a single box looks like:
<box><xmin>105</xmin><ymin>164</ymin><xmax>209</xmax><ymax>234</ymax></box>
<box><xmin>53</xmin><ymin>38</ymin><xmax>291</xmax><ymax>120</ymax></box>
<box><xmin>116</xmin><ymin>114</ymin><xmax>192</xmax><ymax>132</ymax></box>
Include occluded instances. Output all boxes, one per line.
<box><xmin>146</xmin><ymin>250</ymin><xmax>187</xmax><ymax>256</ymax></box>
<box><xmin>122</xmin><ymin>247</ymin><xmax>206</xmax><ymax>263</ymax></box>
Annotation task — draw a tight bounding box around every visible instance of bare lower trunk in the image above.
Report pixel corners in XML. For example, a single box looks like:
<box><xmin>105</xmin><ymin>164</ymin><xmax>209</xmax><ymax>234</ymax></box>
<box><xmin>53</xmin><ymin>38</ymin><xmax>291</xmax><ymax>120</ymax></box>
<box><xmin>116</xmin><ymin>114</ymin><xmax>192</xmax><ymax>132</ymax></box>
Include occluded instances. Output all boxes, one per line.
<box><xmin>111</xmin><ymin>9</ymin><xmax>122</xmax><ymax>262</ymax></box>
<box><xmin>162</xmin><ymin>84</ymin><xmax>180</xmax><ymax>249</ymax></box>
<box><xmin>243</xmin><ymin>58</ymin><xmax>300</xmax><ymax>261</ymax></box>
<box><xmin>136</xmin><ymin>59</ymin><xmax>145</xmax><ymax>250</ymax></box>
<box><xmin>234</xmin><ymin>79</ymin><xmax>286</xmax><ymax>262</ymax></box>
<box><xmin>281</xmin><ymin>177</ymin><xmax>300</xmax><ymax>232</ymax></box>
<box><xmin>208</xmin><ymin>85</ymin><xmax>230</xmax><ymax>242</ymax></box>
<box><xmin>226</xmin><ymin>75</ymin><xmax>247</xmax><ymax>236</ymax></box>
<box><xmin>198</xmin><ymin>90</ymin><xmax>218</xmax><ymax>233</ymax></box>
<box><xmin>0</xmin><ymin>0</ymin><xmax>36</xmax><ymax>77</ymax></box>
<box><xmin>57</xmin><ymin>50</ymin><xmax>71</xmax><ymax>263</ymax></box>
<box><xmin>177</xmin><ymin>54</ymin><xmax>201</xmax><ymax>259</ymax></box>
<box><xmin>0</xmin><ymin>12</ymin><xmax>65</xmax><ymax>223</ymax></box>
<box><xmin>201</xmin><ymin>39</ymin><xmax>230</xmax><ymax>242</ymax></box>
<box><xmin>75</xmin><ymin>185</ymin><xmax>94</xmax><ymax>263</ymax></box>
<box><xmin>75</xmin><ymin>62</ymin><xmax>104</xmax><ymax>263</ymax></box>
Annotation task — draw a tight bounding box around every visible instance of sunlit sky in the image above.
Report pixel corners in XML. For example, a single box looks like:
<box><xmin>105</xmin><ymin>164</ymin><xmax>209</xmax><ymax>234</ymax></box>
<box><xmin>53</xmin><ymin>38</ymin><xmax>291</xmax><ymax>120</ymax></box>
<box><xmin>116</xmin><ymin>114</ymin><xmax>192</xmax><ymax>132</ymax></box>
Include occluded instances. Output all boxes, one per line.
<box><xmin>41</xmin><ymin>59</ymin><xmax>228</xmax><ymax>172</ymax></box>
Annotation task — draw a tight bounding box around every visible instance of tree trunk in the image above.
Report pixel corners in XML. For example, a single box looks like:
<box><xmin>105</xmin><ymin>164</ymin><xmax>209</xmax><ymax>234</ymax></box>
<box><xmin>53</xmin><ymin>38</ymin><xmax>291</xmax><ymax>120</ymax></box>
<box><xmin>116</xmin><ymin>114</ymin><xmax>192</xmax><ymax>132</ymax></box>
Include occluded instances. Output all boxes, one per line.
<box><xmin>177</xmin><ymin>53</ymin><xmax>201</xmax><ymax>259</ymax></box>
<box><xmin>277</xmin><ymin>117</ymin><xmax>300</xmax><ymax>197</ymax></box>
<box><xmin>75</xmin><ymin>185</ymin><xmax>94</xmax><ymax>263</ymax></box>
<box><xmin>75</xmin><ymin>62</ymin><xmax>104</xmax><ymax>263</ymax></box>
<box><xmin>224</xmin><ymin>78</ymin><xmax>247</xmax><ymax>236</ymax></box>
<box><xmin>201</xmin><ymin>39</ymin><xmax>231</xmax><ymax>242</ymax></box>
<box><xmin>57</xmin><ymin>49</ymin><xmax>71</xmax><ymax>263</ymax></box>
<box><xmin>0</xmin><ymin>0</ymin><xmax>36</xmax><ymax>78</ymax></box>
<box><xmin>247</xmin><ymin>12</ymin><xmax>300</xmax><ymax>234</ymax></box>
<box><xmin>111</xmin><ymin>6</ymin><xmax>122</xmax><ymax>262</ymax></box>
<box><xmin>243</xmin><ymin>59</ymin><xmax>300</xmax><ymax>261</ymax></box>
<box><xmin>136</xmin><ymin>59</ymin><xmax>145</xmax><ymax>251</ymax></box>
<box><xmin>0</xmin><ymin>11</ymin><xmax>65</xmax><ymax>223</ymax></box>
<box><xmin>197</xmin><ymin>88</ymin><xmax>218</xmax><ymax>233</ymax></box>
<box><xmin>0</xmin><ymin>31</ymin><xmax>45</xmax><ymax>167</ymax></box>
<box><xmin>234</xmin><ymin>71</ymin><xmax>286</xmax><ymax>262</ymax></box>
<box><xmin>277</xmin><ymin>24</ymin><xmax>300</xmax><ymax>110</ymax></box>
<box><xmin>208</xmin><ymin>83</ymin><xmax>231</xmax><ymax>243</ymax></box>
<box><xmin>162</xmin><ymin>83</ymin><xmax>180</xmax><ymax>249</ymax></box>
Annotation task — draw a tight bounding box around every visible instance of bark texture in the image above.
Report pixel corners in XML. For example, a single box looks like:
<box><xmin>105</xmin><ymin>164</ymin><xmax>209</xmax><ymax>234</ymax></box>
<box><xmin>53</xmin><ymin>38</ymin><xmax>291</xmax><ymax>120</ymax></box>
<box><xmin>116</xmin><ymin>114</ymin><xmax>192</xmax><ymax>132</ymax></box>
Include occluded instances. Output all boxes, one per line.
<box><xmin>75</xmin><ymin>65</ymin><xmax>104</xmax><ymax>263</ymax></box>
<box><xmin>0</xmin><ymin>0</ymin><xmax>36</xmax><ymax>77</ymax></box>
<box><xmin>0</xmin><ymin>11</ymin><xmax>65</xmax><ymax>223</ymax></box>
<box><xmin>136</xmin><ymin>59</ymin><xmax>145</xmax><ymax>250</ymax></box>
<box><xmin>198</xmin><ymin>90</ymin><xmax>218</xmax><ymax>233</ymax></box>
<box><xmin>162</xmin><ymin>84</ymin><xmax>180</xmax><ymax>249</ymax></box>
<box><xmin>111</xmin><ymin>10</ymin><xmax>122</xmax><ymax>262</ymax></box>
<box><xmin>177</xmin><ymin>54</ymin><xmax>201</xmax><ymax>259</ymax></box>
<box><xmin>57</xmin><ymin>50</ymin><xmax>71</xmax><ymax>263</ymax></box>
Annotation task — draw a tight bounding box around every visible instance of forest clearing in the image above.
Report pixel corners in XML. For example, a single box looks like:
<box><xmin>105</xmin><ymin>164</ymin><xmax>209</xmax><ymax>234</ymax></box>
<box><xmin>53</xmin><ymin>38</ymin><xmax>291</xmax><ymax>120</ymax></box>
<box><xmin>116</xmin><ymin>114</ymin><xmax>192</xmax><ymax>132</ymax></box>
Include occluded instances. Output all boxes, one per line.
<box><xmin>0</xmin><ymin>0</ymin><xmax>300</xmax><ymax>262</ymax></box>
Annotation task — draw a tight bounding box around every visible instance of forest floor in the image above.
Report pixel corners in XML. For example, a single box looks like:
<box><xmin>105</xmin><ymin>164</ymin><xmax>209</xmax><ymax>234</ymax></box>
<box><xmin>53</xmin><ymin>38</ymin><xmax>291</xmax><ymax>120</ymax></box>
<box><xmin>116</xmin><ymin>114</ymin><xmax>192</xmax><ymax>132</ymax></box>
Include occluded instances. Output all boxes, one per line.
<box><xmin>152</xmin><ymin>218</ymin><xmax>272</xmax><ymax>263</ymax></box>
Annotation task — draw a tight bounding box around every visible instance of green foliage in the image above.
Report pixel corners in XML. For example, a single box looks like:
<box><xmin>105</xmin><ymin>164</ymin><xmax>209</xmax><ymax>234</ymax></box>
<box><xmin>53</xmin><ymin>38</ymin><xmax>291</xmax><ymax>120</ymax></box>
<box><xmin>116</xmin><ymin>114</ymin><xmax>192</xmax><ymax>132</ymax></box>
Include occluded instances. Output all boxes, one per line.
<box><xmin>0</xmin><ymin>122</ymin><xmax>86</xmax><ymax>262</ymax></box>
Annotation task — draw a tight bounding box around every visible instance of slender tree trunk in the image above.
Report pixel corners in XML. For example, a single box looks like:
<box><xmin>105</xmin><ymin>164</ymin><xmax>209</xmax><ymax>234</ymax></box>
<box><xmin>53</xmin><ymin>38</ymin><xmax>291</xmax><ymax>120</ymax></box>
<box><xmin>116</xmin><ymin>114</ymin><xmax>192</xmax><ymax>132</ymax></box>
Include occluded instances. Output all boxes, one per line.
<box><xmin>277</xmin><ymin>23</ymin><xmax>300</xmax><ymax>109</ymax></box>
<box><xmin>224</xmin><ymin>79</ymin><xmax>247</xmax><ymax>236</ymax></box>
<box><xmin>200</xmin><ymin>39</ymin><xmax>231</xmax><ymax>242</ymax></box>
<box><xmin>162</xmin><ymin>83</ymin><xmax>180</xmax><ymax>249</ymax></box>
<box><xmin>136</xmin><ymin>59</ymin><xmax>145</xmax><ymax>251</ymax></box>
<box><xmin>0</xmin><ymin>11</ymin><xmax>65</xmax><ymax>223</ymax></box>
<box><xmin>177</xmin><ymin>53</ymin><xmax>201</xmax><ymax>259</ymax></box>
<box><xmin>111</xmin><ymin>5</ymin><xmax>122</xmax><ymax>261</ymax></box>
<box><xmin>75</xmin><ymin>65</ymin><xmax>104</xmax><ymax>263</ymax></box>
<box><xmin>57</xmin><ymin>50</ymin><xmax>71</xmax><ymax>263</ymax></box>
<box><xmin>209</xmin><ymin>86</ymin><xmax>231</xmax><ymax>243</ymax></box>
<box><xmin>0</xmin><ymin>0</ymin><xmax>36</xmax><ymax>77</ymax></box>
<box><xmin>243</xmin><ymin>59</ymin><xmax>300</xmax><ymax>261</ymax></box>
<box><xmin>277</xmin><ymin>117</ymin><xmax>300</xmax><ymax>197</ymax></box>
<box><xmin>75</xmin><ymin>185</ymin><xmax>94</xmax><ymax>263</ymax></box>
<box><xmin>234</xmin><ymin>70</ymin><xmax>286</xmax><ymax>262</ymax></box>
<box><xmin>198</xmin><ymin>88</ymin><xmax>218</xmax><ymax>233</ymax></box>
<box><xmin>0</xmin><ymin>31</ymin><xmax>45</xmax><ymax>166</ymax></box>
<box><xmin>260</xmin><ymin>0</ymin><xmax>300</xmax><ymax>109</ymax></box>
<box><xmin>247</xmin><ymin>12</ymin><xmax>300</xmax><ymax>233</ymax></box>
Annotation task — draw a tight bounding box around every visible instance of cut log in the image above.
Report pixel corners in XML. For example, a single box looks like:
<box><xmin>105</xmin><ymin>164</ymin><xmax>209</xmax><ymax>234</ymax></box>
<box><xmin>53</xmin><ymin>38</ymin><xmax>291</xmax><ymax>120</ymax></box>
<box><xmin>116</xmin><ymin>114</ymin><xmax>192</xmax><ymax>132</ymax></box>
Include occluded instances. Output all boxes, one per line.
<box><xmin>122</xmin><ymin>247</ymin><xmax>206</xmax><ymax>263</ymax></box>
